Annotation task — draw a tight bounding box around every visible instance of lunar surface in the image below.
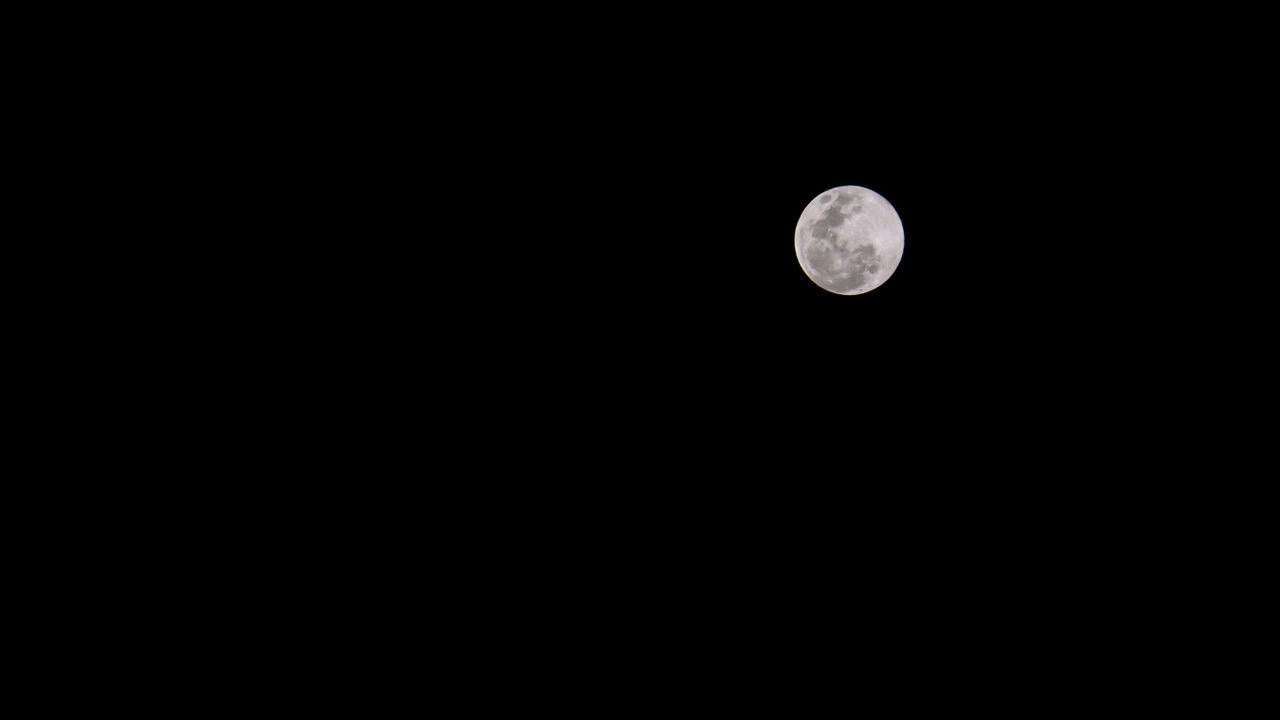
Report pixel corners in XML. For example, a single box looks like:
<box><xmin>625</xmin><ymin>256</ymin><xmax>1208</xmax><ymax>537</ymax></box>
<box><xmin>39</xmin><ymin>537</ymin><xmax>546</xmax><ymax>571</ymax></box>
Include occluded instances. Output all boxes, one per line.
<box><xmin>794</xmin><ymin>186</ymin><xmax>904</xmax><ymax>295</ymax></box>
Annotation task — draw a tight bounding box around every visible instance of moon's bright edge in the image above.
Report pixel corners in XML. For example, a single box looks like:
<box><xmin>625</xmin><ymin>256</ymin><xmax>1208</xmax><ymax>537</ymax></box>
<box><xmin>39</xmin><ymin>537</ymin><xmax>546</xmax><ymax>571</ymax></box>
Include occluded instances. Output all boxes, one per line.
<box><xmin>794</xmin><ymin>186</ymin><xmax>904</xmax><ymax>295</ymax></box>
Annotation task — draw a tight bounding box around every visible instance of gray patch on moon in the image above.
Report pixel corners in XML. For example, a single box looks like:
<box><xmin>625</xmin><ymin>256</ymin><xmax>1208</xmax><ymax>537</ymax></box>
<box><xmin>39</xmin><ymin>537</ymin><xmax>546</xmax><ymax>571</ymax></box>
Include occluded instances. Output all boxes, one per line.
<box><xmin>805</xmin><ymin>242</ymin><xmax>834</xmax><ymax>274</ymax></box>
<box><xmin>836</xmin><ymin>192</ymin><xmax>864</xmax><ymax>214</ymax></box>
<box><xmin>810</xmin><ymin>242</ymin><xmax>882</xmax><ymax>293</ymax></box>
<box><xmin>811</xmin><ymin>220</ymin><xmax>831</xmax><ymax>240</ymax></box>
<box><xmin>825</xmin><ymin>275</ymin><xmax>863</xmax><ymax>293</ymax></box>
<box><xmin>821</xmin><ymin>206</ymin><xmax>847</xmax><ymax>227</ymax></box>
<box><xmin>820</xmin><ymin>193</ymin><xmax>832</xmax><ymax>202</ymax></box>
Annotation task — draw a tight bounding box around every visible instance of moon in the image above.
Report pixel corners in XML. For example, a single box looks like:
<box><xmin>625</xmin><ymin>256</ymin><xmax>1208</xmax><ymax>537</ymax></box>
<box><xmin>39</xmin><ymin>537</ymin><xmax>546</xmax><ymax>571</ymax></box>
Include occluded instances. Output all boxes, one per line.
<box><xmin>794</xmin><ymin>186</ymin><xmax>904</xmax><ymax>295</ymax></box>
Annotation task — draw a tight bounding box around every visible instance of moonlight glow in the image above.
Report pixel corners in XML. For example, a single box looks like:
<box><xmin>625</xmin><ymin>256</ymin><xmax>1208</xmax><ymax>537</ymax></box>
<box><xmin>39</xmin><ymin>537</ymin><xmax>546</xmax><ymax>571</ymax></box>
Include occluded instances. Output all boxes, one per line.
<box><xmin>794</xmin><ymin>186</ymin><xmax>904</xmax><ymax>295</ymax></box>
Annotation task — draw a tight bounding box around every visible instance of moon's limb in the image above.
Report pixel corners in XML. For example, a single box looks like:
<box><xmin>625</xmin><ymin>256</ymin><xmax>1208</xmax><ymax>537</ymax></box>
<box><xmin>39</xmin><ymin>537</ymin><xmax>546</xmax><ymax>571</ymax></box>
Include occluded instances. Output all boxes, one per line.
<box><xmin>794</xmin><ymin>186</ymin><xmax>904</xmax><ymax>295</ymax></box>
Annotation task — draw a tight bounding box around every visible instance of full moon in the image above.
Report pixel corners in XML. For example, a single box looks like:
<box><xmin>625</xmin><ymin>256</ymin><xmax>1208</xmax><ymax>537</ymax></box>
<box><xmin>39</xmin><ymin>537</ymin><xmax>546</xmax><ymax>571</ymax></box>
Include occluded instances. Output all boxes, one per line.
<box><xmin>794</xmin><ymin>186</ymin><xmax>904</xmax><ymax>295</ymax></box>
